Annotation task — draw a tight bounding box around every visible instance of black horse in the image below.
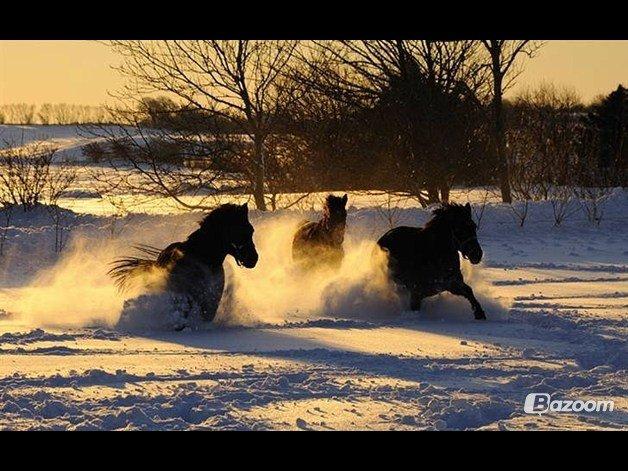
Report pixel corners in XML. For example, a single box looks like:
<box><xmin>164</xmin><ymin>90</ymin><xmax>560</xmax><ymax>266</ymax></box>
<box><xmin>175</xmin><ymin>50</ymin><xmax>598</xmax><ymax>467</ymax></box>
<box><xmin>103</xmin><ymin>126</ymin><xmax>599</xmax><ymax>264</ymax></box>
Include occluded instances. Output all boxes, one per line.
<box><xmin>109</xmin><ymin>203</ymin><xmax>258</xmax><ymax>323</ymax></box>
<box><xmin>292</xmin><ymin>194</ymin><xmax>348</xmax><ymax>271</ymax></box>
<box><xmin>376</xmin><ymin>202</ymin><xmax>486</xmax><ymax>320</ymax></box>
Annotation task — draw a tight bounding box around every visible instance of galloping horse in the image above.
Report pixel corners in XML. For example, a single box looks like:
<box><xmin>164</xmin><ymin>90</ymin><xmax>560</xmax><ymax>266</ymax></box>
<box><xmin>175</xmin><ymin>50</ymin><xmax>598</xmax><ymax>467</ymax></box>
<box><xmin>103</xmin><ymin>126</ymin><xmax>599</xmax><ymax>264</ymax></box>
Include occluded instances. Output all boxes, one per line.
<box><xmin>109</xmin><ymin>203</ymin><xmax>258</xmax><ymax>323</ymax></box>
<box><xmin>376</xmin><ymin>202</ymin><xmax>486</xmax><ymax>319</ymax></box>
<box><xmin>292</xmin><ymin>194</ymin><xmax>348</xmax><ymax>271</ymax></box>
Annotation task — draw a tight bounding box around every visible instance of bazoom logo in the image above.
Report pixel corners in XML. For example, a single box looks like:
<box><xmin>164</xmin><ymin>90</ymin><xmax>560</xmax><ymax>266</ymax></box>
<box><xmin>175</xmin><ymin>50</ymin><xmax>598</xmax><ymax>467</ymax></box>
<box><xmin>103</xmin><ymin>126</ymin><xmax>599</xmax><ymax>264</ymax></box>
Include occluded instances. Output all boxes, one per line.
<box><xmin>524</xmin><ymin>393</ymin><xmax>615</xmax><ymax>414</ymax></box>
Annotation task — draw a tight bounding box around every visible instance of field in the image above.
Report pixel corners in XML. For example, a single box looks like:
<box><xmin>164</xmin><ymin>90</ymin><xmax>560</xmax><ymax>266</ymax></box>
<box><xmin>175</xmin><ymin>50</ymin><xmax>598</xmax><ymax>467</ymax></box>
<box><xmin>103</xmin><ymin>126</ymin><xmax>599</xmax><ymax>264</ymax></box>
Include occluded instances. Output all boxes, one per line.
<box><xmin>0</xmin><ymin>125</ymin><xmax>626</xmax><ymax>430</ymax></box>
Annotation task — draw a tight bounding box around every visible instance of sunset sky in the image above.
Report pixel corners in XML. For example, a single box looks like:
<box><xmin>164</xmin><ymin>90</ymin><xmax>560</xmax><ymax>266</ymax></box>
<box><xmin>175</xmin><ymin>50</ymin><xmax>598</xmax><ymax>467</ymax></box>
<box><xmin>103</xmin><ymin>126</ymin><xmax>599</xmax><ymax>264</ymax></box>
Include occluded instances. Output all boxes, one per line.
<box><xmin>0</xmin><ymin>40</ymin><xmax>626</xmax><ymax>105</ymax></box>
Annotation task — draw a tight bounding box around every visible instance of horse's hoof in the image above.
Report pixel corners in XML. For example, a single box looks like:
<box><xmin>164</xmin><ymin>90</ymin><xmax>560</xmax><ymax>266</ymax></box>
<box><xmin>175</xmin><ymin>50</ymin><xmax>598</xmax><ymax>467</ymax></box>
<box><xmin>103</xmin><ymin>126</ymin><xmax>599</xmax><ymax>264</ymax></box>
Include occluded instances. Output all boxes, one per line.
<box><xmin>474</xmin><ymin>312</ymin><xmax>487</xmax><ymax>320</ymax></box>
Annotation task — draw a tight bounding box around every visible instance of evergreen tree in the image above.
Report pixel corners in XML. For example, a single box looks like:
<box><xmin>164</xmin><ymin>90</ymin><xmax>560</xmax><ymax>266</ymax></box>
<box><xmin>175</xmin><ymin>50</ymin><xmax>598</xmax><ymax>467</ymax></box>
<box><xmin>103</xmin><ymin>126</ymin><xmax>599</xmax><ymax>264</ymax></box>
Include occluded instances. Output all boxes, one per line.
<box><xmin>584</xmin><ymin>85</ymin><xmax>627</xmax><ymax>184</ymax></box>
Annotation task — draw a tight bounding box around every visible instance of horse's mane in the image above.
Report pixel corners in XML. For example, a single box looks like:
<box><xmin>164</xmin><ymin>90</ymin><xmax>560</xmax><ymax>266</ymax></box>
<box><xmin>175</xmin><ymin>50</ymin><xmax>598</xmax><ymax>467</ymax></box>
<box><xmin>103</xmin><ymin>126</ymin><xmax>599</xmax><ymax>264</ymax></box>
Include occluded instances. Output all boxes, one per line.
<box><xmin>197</xmin><ymin>203</ymin><xmax>244</xmax><ymax>232</ymax></box>
<box><xmin>425</xmin><ymin>203</ymin><xmax>467</xmax><ymax>229</ymax></box>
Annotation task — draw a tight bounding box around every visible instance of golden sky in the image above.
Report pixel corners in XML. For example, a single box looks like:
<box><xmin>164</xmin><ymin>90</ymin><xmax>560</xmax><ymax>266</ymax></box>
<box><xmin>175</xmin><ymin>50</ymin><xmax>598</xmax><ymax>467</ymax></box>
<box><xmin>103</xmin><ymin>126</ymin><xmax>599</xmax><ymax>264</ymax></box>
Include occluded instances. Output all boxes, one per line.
<box><xmin>0</xmin><ymin>40</ymin><xmax>626</xmax><ymax>105</ymax></box>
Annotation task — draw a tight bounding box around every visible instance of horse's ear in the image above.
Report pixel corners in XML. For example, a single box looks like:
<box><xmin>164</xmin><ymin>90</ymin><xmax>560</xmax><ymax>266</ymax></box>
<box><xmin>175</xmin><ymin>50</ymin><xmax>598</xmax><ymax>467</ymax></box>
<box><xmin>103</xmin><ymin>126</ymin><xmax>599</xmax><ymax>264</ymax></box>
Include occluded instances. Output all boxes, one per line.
<box><xmin>241</xmin><ymin>203</ymin><xmax>248</xmax><ymax>215</ymax></box>
<box><xmin>465</xmin><ymin>202</ymin><xmax>471</xmax><ymax>215</ymax></box>
<box><xmin>342</xmin><ymin>194</ymin><xmax>348</xmax><ymax>206</ymax></box>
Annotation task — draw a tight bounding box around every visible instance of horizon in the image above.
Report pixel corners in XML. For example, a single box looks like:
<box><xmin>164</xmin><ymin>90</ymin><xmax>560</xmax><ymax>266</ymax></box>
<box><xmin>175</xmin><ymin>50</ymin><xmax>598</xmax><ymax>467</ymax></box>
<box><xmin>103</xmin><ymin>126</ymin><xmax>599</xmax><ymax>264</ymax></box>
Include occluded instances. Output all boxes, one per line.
<box><xmin>0</xmin><ymin>40</ymin><xmax>627</xmax><ymax>106</ymax></box>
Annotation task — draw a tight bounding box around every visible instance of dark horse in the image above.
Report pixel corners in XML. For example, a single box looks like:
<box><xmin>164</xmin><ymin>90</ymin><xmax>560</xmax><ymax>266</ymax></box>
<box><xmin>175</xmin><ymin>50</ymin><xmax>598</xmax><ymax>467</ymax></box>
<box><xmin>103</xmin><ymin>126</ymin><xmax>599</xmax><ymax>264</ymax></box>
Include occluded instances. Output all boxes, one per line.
<box><xmin>292</xmin><ymin>194</ymin><xmax>348</xmax><ymax>271</ymax></box>
<box><xmin>376</xmin><ymin>203</ymin><xmax>486</xmax><ymax>320</ymax></box>
<box><xmin>109</xmin><ymin>203</ymin><xmax>258</xmax><ymax>323</ymax></box>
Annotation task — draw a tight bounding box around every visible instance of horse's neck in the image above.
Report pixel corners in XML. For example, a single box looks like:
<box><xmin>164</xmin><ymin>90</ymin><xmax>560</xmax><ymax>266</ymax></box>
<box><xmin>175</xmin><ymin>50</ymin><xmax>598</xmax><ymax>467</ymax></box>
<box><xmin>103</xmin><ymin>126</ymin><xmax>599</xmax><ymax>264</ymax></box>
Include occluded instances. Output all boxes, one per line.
<box><xmin>317</xmin><ymin>213</ymin><xmax>330</xmax><ymax>229</ymax></box>
<box><xmin>423</xmin><ymin>219</ymin><xmax>455</xmax><ymax>250</ymax></box>
<box><xmin>184</xmin><ymin>227</ymin><xmax>227</xmax><ymax>265</ymax></box>
<box><xmin>317</xmin><ymin>216</ymin><xmax>344</xmax><ymax>242</ymax></box>
<box><xmin>319</xmin><ymin>214</ymin><xmax>343</xmax><ymax>231</ymax></box>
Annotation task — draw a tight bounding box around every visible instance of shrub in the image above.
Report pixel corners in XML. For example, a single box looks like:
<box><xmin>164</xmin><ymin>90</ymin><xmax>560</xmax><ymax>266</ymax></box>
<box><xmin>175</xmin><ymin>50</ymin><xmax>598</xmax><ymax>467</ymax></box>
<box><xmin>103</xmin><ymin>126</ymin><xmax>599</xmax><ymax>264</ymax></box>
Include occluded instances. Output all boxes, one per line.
<box><xmin>0</xmin><ymin>141</ymin><xmax>75</xmax><ymax>211</ymax></box>
<box><xmin>81</xmin><ymin>141</ymin><xmax>108</xmax><ymax>163</ymax></box>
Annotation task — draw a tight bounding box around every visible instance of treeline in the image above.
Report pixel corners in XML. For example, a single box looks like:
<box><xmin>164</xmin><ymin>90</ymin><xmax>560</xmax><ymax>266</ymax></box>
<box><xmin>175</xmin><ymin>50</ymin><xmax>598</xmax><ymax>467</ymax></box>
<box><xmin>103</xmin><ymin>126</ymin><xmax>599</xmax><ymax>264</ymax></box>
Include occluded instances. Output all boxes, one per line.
<box><xmin>87</xmin><ymin>40</ymin><xmax>626</xmax><ymax>211</ymax></box>
<box><xmin>507</xmin><ymin>83</ymin><xmax>626</xmax><ymax>191</ymax></box>
<box><xmin>0</xmin><ymin>103</ymin><xmax>111</xmax><ymax>125</ymax></box>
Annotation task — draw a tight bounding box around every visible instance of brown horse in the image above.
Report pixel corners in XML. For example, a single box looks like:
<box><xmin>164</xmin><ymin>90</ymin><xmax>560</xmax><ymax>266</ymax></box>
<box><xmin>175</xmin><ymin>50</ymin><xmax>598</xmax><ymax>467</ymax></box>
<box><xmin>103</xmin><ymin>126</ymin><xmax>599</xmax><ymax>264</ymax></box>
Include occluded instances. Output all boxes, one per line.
<box><xmin>292</xmin><ymin>194</ymin><xmax>348</xmax><ymax>271</ymax></box>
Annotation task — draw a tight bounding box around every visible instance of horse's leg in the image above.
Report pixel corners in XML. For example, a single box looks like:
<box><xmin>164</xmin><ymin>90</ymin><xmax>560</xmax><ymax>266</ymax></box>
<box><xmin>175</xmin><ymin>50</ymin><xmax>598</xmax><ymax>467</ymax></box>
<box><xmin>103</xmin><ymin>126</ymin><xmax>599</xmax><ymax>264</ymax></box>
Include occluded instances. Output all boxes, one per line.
<box><xmin>199</xmin><ymin>266</ymin><xmax>224</xmax><ymax>322</ymax></box>
<box><xmin>448</xmin><ymin>282</ymin><xmax>486</xmax><ymax>320</ymax></box>
<box><xmin>199</xmin><ymin>297</ymin><xmax>218</xmax><ymax>321</ymax></box>
<box><xmin>393</xmin><ymin>272</ymin><xmax>422</xmax><ymax>311</ymax></box>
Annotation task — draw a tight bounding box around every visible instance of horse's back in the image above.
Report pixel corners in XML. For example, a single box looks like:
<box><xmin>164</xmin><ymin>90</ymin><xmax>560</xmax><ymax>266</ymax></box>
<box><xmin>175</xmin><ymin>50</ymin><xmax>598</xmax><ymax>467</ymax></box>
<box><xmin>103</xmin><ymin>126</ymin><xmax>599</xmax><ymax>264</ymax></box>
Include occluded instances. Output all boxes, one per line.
<box><xmin>293</xmin><ymin>220</ymin><xmax>316</xmax><ymax>242</ymax></box>
<box><xmin>292</xmin><ymin>220</ymin><xmax>318</xmax><ymax>253</ymax></box>
<box><xmin>376</xmin><ymin>226</ymin><xmax>430</xmax><ymax>284</ymax></box>
<box><xmin>156</xmin><ymin>242</ymin><xmax>186</xmax><ymax>267</ymax></box>
<box><xmin>377</xmin><ymin>226</ymin><xmax>422</xmax><ymax>255</ymax></box>
<box><xmin>377</xmin><ymin>223</ymin><xmax>463</xmax><ymax>295</ymax></box>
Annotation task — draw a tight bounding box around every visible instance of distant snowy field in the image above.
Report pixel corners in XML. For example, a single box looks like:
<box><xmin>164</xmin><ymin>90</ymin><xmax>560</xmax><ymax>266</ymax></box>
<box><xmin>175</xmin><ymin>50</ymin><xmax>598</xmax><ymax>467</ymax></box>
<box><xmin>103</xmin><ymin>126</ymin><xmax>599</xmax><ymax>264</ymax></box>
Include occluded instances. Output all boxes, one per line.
<box><xmin>0</xmin><ymin>125</ymin><xmax>626</xmax><ymax>430</ymax></box>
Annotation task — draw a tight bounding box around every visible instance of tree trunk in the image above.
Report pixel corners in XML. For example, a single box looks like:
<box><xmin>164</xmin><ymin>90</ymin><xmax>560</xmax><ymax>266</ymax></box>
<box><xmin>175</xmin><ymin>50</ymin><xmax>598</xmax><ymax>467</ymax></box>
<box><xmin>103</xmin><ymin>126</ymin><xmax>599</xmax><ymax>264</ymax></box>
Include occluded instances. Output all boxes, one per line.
<box><xmin>427</xmin><ymin>185</ymin><xmax>440</xmax><ymax>205</ymax></box>
<box><xmin>492</xmin><ymin>74</ymin><xmax>512</xmax><ymax>204</ymax></box>
<box><xmin>440</xmin><ymin>184</ymin><xmax>450</xmax><ymax>203</ymax></box>
<box><xmin>252</xmin><ymin>138</ymin><xmax>267</xmax><ymax>211</ymax></box>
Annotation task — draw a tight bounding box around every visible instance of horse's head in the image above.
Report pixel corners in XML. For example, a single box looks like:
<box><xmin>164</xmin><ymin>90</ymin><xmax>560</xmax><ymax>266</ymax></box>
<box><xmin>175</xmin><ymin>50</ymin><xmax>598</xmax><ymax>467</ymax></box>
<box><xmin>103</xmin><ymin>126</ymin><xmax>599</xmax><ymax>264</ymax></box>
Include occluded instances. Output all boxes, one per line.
<box><xmin>434</xmin><ymin>202</ymin><xmax>483</xmax><ymax>264</ymax></box>
<box><xmin>324</xmin><ymin>193</ymin><xmax>348</xmax><ymax>229</ymax></box>
<box><xmin>226</xmin><ymin>203</ymin><xmax>258</xmax><ymax>268</ymax></box>
<box><xmin>219</xmin><ymin>203</ymin><xmax>259</xmax><ymax>268</ymax></box>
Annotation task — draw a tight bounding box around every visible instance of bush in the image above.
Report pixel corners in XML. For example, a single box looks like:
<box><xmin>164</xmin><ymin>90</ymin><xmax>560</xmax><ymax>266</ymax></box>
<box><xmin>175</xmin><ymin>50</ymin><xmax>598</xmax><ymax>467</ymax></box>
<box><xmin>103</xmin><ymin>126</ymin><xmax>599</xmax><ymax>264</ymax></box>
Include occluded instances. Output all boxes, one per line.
<box><xmin>0</xmin><ymin>141</ymin><xmax>76</xmax><ymax>211</ymax></box>
<box><xmin>81</xmin><ymin>141</ymin><xmax>108</xmax><ymax>163</ymax></box>
<box><xmin>147</xmin><ymin>138</ymin><xmax>186</xmax><ymax>165</ymax></box>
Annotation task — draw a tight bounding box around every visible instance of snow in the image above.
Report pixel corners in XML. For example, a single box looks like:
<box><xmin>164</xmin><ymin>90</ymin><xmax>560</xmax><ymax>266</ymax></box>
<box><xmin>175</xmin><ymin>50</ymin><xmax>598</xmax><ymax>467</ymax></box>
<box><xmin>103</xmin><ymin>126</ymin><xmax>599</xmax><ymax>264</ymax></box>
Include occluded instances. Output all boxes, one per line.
<box><xmin>0</xmin><ymin>124</ymin><xmax>127</xmax><ymax>163</ymax></box>
<box><xmin>0</xmin><ymin>128</ymin><xmax>626</xmax><ymax>430</ymax></box>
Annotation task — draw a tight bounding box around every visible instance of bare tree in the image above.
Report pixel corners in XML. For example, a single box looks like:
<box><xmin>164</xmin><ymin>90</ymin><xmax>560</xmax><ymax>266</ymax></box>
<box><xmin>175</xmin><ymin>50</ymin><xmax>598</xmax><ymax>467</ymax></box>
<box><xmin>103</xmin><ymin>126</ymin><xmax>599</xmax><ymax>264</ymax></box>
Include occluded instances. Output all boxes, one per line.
<box><xmin>295</xmin><ymin>40</ymin><xmax>489</xmax><ymax>206</ymax></box>
<box><xmin>108</xmin><ymin>40</ymin><xmax>301</xmax><ymax>211</ymax></box>
<box><xmin>506</xmin><ymin>121</ymin><xmax>545</xmax><ymax>227</ymax></box>
<box><xmin>0</xmin><ymin>203</ymin><xmax>13</xmax><ymax>257</ymax></box>
<box><xmin>0</xmin><ymin>139</ymin><xmax>77</xmax><ymax>252</ymax></box>
<box><xmin>103</xmin><ymin>195</ymin><xmax>143</xmax><ymax>239</ymax></box>
<box><xmin>0</xmin><ymin>141</ymin><xmax>59</xmax><ymax>210</ymax></box>
<box><xmin>38</xmin><ymin>103</ymin><xmax>110</xmax><ymax>125</ymax></box>
<box><xmin>87</xmin><ymin>109</ymin><xmax>247</xmax><ymax>212</ymax></box>
<box><xmin>508</xmin><ymin>165</ymin><xmax>534</xmax><ymax>227</ymax></box>
<box><xmin>481</xmin><ymin>40</ymin><xmax>543</xmax><ymax>203</ymax></box>
<box><xmin>505</xmin><ymin>83</ymin><xmax>587</xmax><ymax>226</ymax></box>
<box><xmin>573</xmin><ymin>182</ymin><xmax>613</xmax><ymax>226</ymax></box>
<box><xmin>573</xmin><ymin>133</ymin><xmax>615</xmax><ymax>226</ymax></box>
<box><xmin>44</xmin><ymin>164</ymin><xmax>77</xmax><ymax>253</ymax></box>
<box><xmin>38</xmin><ymin>104</ymin><xmax>55</xmax><ymax>125</ymax></box>
<box><xmin>462</xmin><ymin>186</ymin><xmax>497</xmax><ymax>230</ymax></box>
<box><xmin>0</xmin><ymin>103</ymin><xmax>36</xmax><ymax>124</ymax></box>
<box><xmin>374</xmin><ymin>192</ymin><xmax>410</xmax><ymax>229</ymax></box>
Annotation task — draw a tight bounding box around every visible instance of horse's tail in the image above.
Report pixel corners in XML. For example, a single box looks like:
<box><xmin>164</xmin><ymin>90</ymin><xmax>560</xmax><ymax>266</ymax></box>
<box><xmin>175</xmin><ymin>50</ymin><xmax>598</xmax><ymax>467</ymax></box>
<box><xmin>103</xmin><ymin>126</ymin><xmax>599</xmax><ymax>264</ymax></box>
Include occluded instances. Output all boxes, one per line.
<box><xmin>108</xmin><ymin>244</ymin><xmax>163</xmax><ymax>292</ymax></box>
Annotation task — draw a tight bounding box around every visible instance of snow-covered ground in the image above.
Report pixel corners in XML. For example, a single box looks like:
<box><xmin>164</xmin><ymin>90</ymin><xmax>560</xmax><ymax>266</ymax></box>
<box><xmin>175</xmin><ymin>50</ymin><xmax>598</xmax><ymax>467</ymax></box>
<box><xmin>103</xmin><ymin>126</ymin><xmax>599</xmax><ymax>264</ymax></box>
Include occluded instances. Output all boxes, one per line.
<box><xmin>0</xmin><ymin>123</ymin><xmax>624</xmax><ymax>430</ymax></box>
<box><xmin>0</xmin><ymin>185</ymin><xmax>626</xmax><ymax>430</ymax></box>
<box><xmin>0</xmin><ymin>124</ymin><xmax>110</xmax><ymax>163</ymax></box>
